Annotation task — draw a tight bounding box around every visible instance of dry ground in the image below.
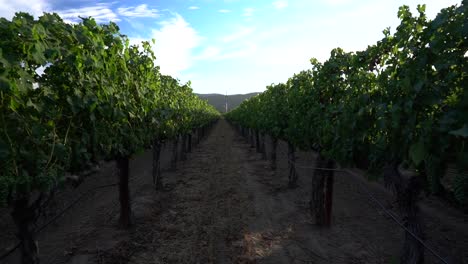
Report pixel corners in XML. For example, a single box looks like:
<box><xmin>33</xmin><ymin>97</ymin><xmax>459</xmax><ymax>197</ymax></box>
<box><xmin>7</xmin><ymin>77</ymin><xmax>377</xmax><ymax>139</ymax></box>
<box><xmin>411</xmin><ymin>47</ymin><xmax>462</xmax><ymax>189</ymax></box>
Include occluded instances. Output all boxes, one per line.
<box><xmin>2</xmin><ymin>119</ymin><xmax>467</xmax><ymax>264</ymax></box>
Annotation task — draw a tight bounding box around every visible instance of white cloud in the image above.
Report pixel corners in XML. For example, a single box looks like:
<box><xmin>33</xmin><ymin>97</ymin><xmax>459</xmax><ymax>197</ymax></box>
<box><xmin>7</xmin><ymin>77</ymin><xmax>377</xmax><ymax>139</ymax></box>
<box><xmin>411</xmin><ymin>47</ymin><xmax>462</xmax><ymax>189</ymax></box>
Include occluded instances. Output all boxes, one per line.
<box><xmin>242</xmin><ymin>8</ymin><xmax>254</xmax><ymax>17</ymax></box>
<box><xmin>149</xmin><ymin>14</ymin><xmax>202</xmax><ymax>76</ymax></box>
<box><xmin>56</xmin><ymin>3</ymin><xmax>119</xmax><ymax>23</ymax></box>
<box><xmin>194</xmin><ymin>46</ymin><xmax>222</xmax><ymax>60</ymax></box>
<box><xmin>117</xmin><ymin>4</ymin><xmax>159</xmax><ymax>18</ymax></box>
<box><xmin>218</xmin><ymin>9</ymin><xmax>231</xmax><ymax>13</ymax></box>
<box><xmin>217</xmin><ymin>42</ymin><xmax>257</xmax><ymax>60</ymax></box>
<box><xmin>0</xmin><ymin>0</ymin><xmax>50</xmax><ymax>20</ymax></box>
<box><xmin>192</xmin><ymin>26</ymin><xmax>257</xmax><ymax>62</ymax></box>
<box><xmin>124</xmin><ymin>18</ymin><xmax>147</xmax><ymax>31</ymax></box>
<box><xmin>194</xmin><ymin>43</ymin><xmax>258</xmax><ymax>62</ymax></box>
<box><xmin>320</xmin><ymin>0</ymin><xmax>353</xmax><ymax>5</ymax></box>
<box><xmin>272</xmin><ymin>1</ymin><xmax>288</xmax><ymax>10</ymax></box>
<box><xmin>158</xmin><ymin>0</ymin><xmax>462</xmax><ymax>95</ymax></box>
<box><xmin>221</xmin><ymin>27</ymin><xmax>255</xmax><ymax>43</ymax></box>
<box><xmin>188</xmin><ymin>6</ymin><xmax>200</xmax><ymax>10</ymax></box>
<box><xmin>0</xmin><ymin>1</ymin><xmax>160</xmax><ymax>23</ymax></box>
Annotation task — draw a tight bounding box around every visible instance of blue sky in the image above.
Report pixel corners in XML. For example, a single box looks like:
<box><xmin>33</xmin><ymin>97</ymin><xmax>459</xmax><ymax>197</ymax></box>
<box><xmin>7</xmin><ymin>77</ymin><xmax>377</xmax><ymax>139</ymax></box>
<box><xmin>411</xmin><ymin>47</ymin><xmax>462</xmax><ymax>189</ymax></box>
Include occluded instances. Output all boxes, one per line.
<box><xmin>0</xmin><ymin>0</ymin><xmax>462</xmax><ymax>94</ymax></box>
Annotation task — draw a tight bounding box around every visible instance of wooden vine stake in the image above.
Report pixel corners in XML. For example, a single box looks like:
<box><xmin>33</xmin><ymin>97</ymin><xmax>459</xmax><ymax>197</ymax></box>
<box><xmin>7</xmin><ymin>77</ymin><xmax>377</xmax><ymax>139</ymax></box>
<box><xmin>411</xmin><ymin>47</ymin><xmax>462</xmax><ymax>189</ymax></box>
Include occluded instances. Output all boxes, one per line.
<box><xmin>181</xmin><ymin>134</ymin><xmax>187</xmax><ymax>161</ymax></box>
<box><xmin>384</xmin><ymin>162</ymin><xmax>424</xmax><ymax>264</ymax></box>
<box><xmin>249</xmin><ymin>128</ymin><xmax>255</xmax><ymax>148</ymax></box>
<box><xmin>187</xmin><ymin>133</ymin><xmax>192</xmax><ymax>153</ymax></box>
<box><xmin>152</xmin><ymin>140</ymin><xmax>163</xmax><ymax>190</ymax></box>
<box><xmin>11</xmin><ymin>194</ymin><xmax>40</xmax><ymax>264</ymax></box>
<box><xmin>171</xmin><ymin>136</ymin><xmax>179</xmax><ymax>170</ymax></box>
<box><xmin>260</xmin><ymin>133</ymin><xmax>267</xmax><ymax>160</ymax></box>
<box><xmin>117</xmin><ymin>155</ymin><xmax>132</xmax><ymax>228</ymax></box>
<box><xmin>270</xmin><ymin>137</ymin><xmax>278</xmax><ymax>170</ymax></box>
<box><xmin>255</xmin><ymin>130</ymin><xmax>260</xmax><ymax>153</ymax></box>
<box><xmin>287</xmin><ymin>142</ymin><xmax>298</xmax><ymax>188</ymax></box>
<box><xmin>310</xmin><ymin>154</ymin><xmax>334</xmax><ymax>227</ymax></box>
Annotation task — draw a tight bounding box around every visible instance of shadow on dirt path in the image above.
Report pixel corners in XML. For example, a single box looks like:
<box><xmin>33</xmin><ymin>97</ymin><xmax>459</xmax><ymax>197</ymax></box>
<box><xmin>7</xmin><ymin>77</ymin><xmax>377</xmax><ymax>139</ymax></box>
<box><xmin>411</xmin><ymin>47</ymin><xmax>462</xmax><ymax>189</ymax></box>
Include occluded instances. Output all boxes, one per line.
<box><xmin>70</xmin><ymin>118</ymin><xmax>468</xmax><ymax>264</ymax></box>
<box><xmin>6</xmin><ymin>118</ymin><xmax>464</xmax><ymax>264</ymax></box>
<box><xmin>95</xmin><ymin>119</ymin><xmax>402</xmax><ymax>264</ymax></box>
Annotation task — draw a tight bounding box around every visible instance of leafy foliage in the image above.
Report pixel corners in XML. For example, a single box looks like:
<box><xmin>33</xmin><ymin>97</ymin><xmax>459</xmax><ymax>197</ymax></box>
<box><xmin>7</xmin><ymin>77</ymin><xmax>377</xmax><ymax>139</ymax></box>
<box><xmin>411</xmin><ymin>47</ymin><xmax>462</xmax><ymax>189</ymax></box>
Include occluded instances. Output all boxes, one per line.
<box><xmin>226</xmin><ymin>3</ymin><xmax>467</xmax><ymax>203</ymax></box>
<box><xmin>0</xmin><ymin>13</ymin><xmax>219</xmax><ymax>206</ymax></box>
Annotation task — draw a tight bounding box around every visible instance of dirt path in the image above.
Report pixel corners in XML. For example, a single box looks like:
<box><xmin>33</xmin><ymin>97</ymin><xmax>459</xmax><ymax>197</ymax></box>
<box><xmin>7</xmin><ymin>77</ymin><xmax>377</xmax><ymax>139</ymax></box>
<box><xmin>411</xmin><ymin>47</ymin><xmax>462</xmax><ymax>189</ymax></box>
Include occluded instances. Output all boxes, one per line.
<box><xmin>123</xmin><ymin>119</ymin><xmax>252</xmax><ymax>263</ymax></box>
<box><xmin>93</xmin><ymin>119</ymin><xmax>404</xmax><ymax>264</ymax></box>
<box><xmin>72</xmin><ymin>118</ymin><xmax>468</xmax><ymax>264</ymax></box>
<box><xmin>3</xmin><ymin>118</ymin><xmax>467</xmax><ymax>264</ymax></box>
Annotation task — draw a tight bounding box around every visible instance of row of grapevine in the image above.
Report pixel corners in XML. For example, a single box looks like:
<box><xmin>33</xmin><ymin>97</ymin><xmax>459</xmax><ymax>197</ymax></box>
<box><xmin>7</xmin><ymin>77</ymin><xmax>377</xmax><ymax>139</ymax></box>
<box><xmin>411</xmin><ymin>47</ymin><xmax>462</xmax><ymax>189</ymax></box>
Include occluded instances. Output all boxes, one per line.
<box><xmin>0</xmin><ymin>12</ymin><xmax>219</xmax><ymax>263</ymax></box>
<box><xmin>226</xmin><ymin>3</ymin><xmax>466</xmax><ymax>263</ymax></box>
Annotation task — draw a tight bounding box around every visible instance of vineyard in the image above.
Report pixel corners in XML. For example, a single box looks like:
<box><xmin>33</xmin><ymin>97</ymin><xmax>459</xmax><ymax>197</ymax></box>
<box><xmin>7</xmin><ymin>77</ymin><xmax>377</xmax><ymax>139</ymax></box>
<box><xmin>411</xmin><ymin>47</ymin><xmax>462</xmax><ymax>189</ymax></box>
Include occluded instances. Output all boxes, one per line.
<box><xmin>0</xmin><ymin>2</ymin><xmax>467</xmax><ymax>264</ymax></box>
<box><xmin>0</xmin><ymin>12</ymin><xmax>218</xmax><ymax>264</ymax></box>
<box><xmin>226</xmin><ymin>3</ymin><xmax>467</xmax><ymax>264</ymax></box>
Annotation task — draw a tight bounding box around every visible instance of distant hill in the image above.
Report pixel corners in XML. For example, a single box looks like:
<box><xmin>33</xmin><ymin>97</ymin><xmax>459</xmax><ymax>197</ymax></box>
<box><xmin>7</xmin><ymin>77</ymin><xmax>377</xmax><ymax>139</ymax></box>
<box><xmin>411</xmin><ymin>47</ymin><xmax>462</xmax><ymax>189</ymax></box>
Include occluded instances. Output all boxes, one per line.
<box><xmin>196</xmin><ymin>92</ymin><xmax>260</xmax><ymax>113</ymax></box>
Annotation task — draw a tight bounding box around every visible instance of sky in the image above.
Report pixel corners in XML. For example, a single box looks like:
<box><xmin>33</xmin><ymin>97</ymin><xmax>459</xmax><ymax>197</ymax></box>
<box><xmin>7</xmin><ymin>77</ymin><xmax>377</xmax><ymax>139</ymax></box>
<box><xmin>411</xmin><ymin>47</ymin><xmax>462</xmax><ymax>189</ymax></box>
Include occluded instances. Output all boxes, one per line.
<box><xmin>0</xmin><ymin>0</ymin><xmax>462</xmax><ymax>95</ymax></box>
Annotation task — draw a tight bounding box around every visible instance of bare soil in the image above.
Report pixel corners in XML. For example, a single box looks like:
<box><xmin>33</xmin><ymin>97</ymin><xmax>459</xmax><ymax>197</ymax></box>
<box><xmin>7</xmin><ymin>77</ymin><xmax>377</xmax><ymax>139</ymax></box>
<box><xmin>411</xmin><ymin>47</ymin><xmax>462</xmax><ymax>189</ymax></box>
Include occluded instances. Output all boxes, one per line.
<box><xmin>2</xmin><ymin>119</ymin><xmax>467</xmax><ymax>264</ymax></box>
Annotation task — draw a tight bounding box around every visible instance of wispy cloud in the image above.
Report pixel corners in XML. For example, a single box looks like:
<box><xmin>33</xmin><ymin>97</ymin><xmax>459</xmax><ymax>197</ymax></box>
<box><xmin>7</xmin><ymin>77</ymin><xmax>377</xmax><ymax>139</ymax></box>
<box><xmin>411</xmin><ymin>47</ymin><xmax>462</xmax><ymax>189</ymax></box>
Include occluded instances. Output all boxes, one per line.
<box><xmin>0</xmin><ymin>0</ymin><xmax>50</xmax><ymax>20</ymax></box>
<box><xmin>218</xmin><ymin>9</ymin><xmax>231</xmax><ymax>13</ymax></box>
<box><xmin>242</xmin><ymin>8</ymin><xmax>254</xmax><ymax>17</ymax></box>
<box><xmin>188</xmin><ymin>6</ymin><xmax>200</xmax><ymax>10</ymax></box>
<box><xmin>117</xmin><ymin>4</ymin><xmax>159</xmax><ymax>18</ymax></box>
<box><xmin>56</xmin><ymin>3</ymin><xmax>119</xmax><ymax>23</ymax></box>
<box><xmin>216</xmin><ymin>42</ymin><xmax>257</xmax><ymax>60</ymax></box>
<box><xmin>222</xmin><ymin>27</ymin><xmax>255</xmax><ymax>43</ymax></box>
<box><xmin>320</xmin><ymin>0</ymin><xmax>353</xmax><ymax>5</ymax></box>
<box><xmin>170</xmin><ymin>0</ymin><xmax>462</xmax><ymax>94</ymax></box>
<box><xmin>194</xmin><ymin>46</ymin><xmax>222</xmax><ymax>60</ymax></box>
<box><xmin>124</xmin><ymin>18</ymin><xmax>146</xmax><ymax>31</ymax></box>
<box><xmin>194</xmin><ymin>27</ymin><xmax>257</xmax><ymax>62</ymax></box>
<box><xmin>272</xmin><ymin>0</ymin><xmax>288</xmax><ymax>10</ymax></box>
<box><xmin>1</xmin><ymin>1</ymin><xmax>159</xmax><ymax>24</ymax></box>
<box><xmin>194</xmin><ymin>43</ymin><xmax>257</xmax><ymax>62</ymax></box>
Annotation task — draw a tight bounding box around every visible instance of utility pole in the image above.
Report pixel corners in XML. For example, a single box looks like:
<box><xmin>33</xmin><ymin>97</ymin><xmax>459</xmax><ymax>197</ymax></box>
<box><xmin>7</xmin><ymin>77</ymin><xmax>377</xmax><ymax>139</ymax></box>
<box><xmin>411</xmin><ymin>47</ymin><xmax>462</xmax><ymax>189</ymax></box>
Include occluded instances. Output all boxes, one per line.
<box><xmin>225</xmin><ymin>91</ymin><xmax>228</xmax><ymax>113</ymax></box>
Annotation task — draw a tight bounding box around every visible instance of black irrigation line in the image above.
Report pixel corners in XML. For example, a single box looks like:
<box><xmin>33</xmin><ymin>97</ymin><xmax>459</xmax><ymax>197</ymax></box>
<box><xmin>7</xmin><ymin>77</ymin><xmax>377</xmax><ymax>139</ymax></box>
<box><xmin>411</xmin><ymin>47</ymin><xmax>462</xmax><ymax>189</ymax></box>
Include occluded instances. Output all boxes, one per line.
<box><xmin>0</xmin><ymin>137</ymin><xmax>199</xmax><ymax>261</ymax></box>
<box><xmin>343</xmin><ymin>168</ymin><xmax>450</xmax><ymax>264</ymax></box>
<box><xmin>2</xmin><ymin>132</ymin><xmax>450</xmax><ymax>263</ymax></box>
<box><xmin>0</xmin><ymin>182</ymin><xmax>120</xmax><ymax>261</ymax></box>
<box><xmin>249</xmin><ymin>138</ymin><xmax>450</xmax><ymax>263</ymax></box>
<box><xmin>0</xmin><ymin>239</ymin><xmax>20</xmax><ymax>261</ymax></box>
<box><xmin>286</xmin><ymin>157</ymin><xmax>450</xmax><ymax>264</ymax></box>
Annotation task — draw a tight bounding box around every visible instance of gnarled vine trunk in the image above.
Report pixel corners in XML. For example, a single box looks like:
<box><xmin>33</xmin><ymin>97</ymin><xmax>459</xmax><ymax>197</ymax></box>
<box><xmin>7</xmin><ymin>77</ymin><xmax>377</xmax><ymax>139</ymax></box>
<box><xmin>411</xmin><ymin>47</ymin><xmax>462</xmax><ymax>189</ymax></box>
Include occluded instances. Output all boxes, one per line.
<box><xmin>187</xmin><ymin>133</ymin><xmax>192</xmax><ymax>153</ymax></box>
<box><xmin>249</xmin><ymin>128</ymin><xmax>255</xmax><ymax>148</ymax></box>
<box><xmin>201</xmin><ymin>127</ymin><xmax>205</xmax><ymax>139</ymax></box>
<box><xmin>11</xmin><ymin>195</ymin><xmax>40</xmax><ymax>264</ymax></box>
<box><xmin>255</xmin><ymin>130</ymin><xmax>260</xmax><ymax>153</ymax></box>
<box><xmin>194</xmin><ymin>129</ymin><xmax>199</xmax><ymax>145</ymax></box>
<box><xmin>287</xmin><ymin>142</ymin><xmax>298</xmax><ymax>188</ymax></box>
<box><xmin>260</xmin><ymin>133</ymin><xmax>267</xmax><ymax>160</ymax></box>
<box><xmin>117</xmin><ymin>155</ymin><xmax>132</xmax><ymax>228</ymax></box>
<box><xmin>152</xmin><ymin>140</ymin><xmax>163</xmax><ymax>190</ymax></box>
<box><xmin>270</xmin><ymin>137</ymin><xmax>278</xmax><ymax>170</ymax></box>
<box><xmin>171</xmin><ymin>136</ymin><xmax>179</xmax><ymax>170</ymax></box>
<box><xmin>181</xmin><ymin>134</ymin><xmax>187</xmax><ymax>161</ymax></box>
<box><xmin>310</xmin><ymin>154</ymin><xmax>334</xmax><ymax>226</ymax></box>
<box><xmin>384</xmin><ymin>162</ymin><xmax>424</xmax><ymax>264</ymax></box>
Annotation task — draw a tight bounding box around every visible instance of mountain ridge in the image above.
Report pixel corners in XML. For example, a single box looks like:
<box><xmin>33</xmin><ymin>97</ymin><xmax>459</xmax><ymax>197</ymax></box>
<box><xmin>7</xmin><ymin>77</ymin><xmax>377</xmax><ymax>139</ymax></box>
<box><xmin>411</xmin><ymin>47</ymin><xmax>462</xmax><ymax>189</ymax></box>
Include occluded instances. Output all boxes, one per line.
<box><xmin>196</xmin><ymin>92</ymin><xmax>260</xmax><ymax>113</ymax></box>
